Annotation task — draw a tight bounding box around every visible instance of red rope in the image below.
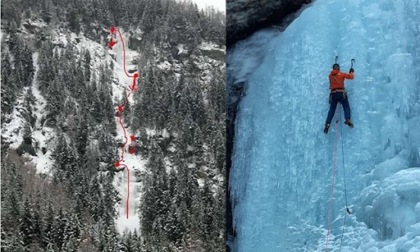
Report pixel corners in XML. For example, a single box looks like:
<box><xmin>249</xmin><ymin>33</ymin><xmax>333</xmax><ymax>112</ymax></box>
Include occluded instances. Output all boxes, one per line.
<box><xmin>112</xmin><ymin>26</ymin><xmax>139</xmax><ymax>219</ymax></box>
<box><xmin>118</xmin><ymin>164</ymin><xmax>130</xmax><ymax>219</ymax></box>
<box><xmin>117</xmin><ymin>90</ymin><xmax>133</xmax><ymax>161</ymax></box>
<box><xmin>116</xmin><ymin>29</ymin><xmax>133</xmax><ymax>78</ymax></box>
<box><xmin>118</xmin><ymin>113</ymin><xmax>127</xmax><ymax>160</ymax></box>
<box><xmin>126</xmin><ymin>165</ymin><xmax>130</xmax><ymax>218</ymax></box>
<box><xmin>117</xmin><ymin>110</ymin><xmax>130</xmax><ymax>219</ymax></box>
<box><xmin>325</xmin><ymin>118</ymin><xmax>340</xmax><ymax>251</ymax></box>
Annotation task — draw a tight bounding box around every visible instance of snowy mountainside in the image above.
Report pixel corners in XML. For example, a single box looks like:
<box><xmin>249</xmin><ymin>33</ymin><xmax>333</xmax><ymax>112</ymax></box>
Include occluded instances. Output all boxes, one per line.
<box><xmin>2</xmin><ymin>16</ymin><xmax>226</xmax><ymax>235</ymax></box>
<box><xmin>2</xmin><ymin>0</ymin><xmax>226</xmax><ymax>250</ymax></box>
<box><xmin>1</xmin><ymin>43</ymin><xmax>56</xmax><ymax>175</ymax></box>
<box><xmin>1</xmin><ymin>19</ymin><xmax>147</xmax><ymax>233</ymax></box>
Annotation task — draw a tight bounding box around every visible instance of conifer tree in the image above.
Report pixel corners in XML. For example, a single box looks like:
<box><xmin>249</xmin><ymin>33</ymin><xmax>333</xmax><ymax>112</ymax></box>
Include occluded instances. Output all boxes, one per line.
<box><xmin>23</xmin><ymin>88</ymin><xmax>36</xmax><ymax>127</ymax></box>
<box><xmin>75</xmin><ymin>113</ymin><xmax>89</xmax><ymax>157</ymax></box>
<box><xmin>37</xmin><ymin>41</ymin><xmax>55</xmax><ymax>93</ymax></box>
<box><xmin>0</xmin><ymin>1</ymin><xmax>226</xmax><ymax>250</ymax></box>
<box><xmin>1</xmin><ymin>52</ymin><xmax>15</xmax><ymax>115</ymax></box>
<box><xmin>68</xmin><ymin>7</ymin><xmax>80</xmax><ymax>34</ymax></box>
<box><xmin>52</xmin><ymin>134</ymin><xmax>78</xmax><ymax>186</ymax></box>
<box><xmin>45</xmin><ymin>75</ymin><xmax>65</xmax><ymax>118</ymax></box>
<box><xmin>51</xmin><ymin>209</ymin><xmax>67</xmax><ymax>250</ymax></box>
<box><xmin>19</xmin><ymin>198</ymin><xmax>34</xmax><ymax>248</ymax></box>
<box><xmin>42</xmin><ymin>203</ymin><xmax>54</xmax><ymax>249</ymax></box>
<box><xmin>84</xmin><ymin>50</ymin><xmax>91</xmax><ymax>83</ymax></box>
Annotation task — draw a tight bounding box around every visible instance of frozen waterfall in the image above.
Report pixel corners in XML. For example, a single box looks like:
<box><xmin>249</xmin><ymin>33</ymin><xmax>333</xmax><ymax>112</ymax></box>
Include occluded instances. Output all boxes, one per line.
<box><xmin>228</xmin><ymin>0</ymin><xmax>420</xmax><ymax>251</ymax></box>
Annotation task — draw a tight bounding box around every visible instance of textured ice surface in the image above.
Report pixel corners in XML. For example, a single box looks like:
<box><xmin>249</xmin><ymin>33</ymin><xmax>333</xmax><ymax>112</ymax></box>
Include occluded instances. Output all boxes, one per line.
<box><xmin>229</xmin><ymin>0</ymin><xmax>420</xmax><ymax>251</ymax></box>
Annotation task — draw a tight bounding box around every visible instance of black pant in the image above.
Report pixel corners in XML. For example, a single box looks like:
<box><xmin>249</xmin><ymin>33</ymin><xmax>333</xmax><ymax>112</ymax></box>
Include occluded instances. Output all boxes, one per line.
<box><xmin>325</xmin><ymin>92</ymin><xmax>351</xmax><ymax>125</ymax></box>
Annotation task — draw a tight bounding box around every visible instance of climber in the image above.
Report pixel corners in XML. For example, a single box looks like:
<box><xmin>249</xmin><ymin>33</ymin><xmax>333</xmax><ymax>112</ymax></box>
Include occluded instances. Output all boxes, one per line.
<box><xmin>324</xmin><ymin>63</ymin><xmax>354</xmax><ymax>134</ymax></box>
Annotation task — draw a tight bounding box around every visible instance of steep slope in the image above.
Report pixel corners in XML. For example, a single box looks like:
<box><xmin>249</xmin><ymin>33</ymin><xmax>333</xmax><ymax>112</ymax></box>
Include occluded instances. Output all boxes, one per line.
<box><xmin>1</xmin><ymin>0</ymin><xmax>226</xmax><ymax>248</ymax></box>
<box><xmin>229</xmin><ymin>0</ymin><xmax>420</xmax><ymax>251</ymax></box>
<box><xmin>227</xmin><ymin>0</ymin><xmax>312</xmax><ymax>46</ymax></box>
<box><xmin>1</xmin><ymin>22</ymin><xmax>146</xmax><ymax>232</ymax></box>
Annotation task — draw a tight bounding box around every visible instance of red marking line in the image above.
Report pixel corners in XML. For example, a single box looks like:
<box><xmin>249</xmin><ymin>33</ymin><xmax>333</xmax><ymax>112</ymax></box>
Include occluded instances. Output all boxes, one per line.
<box><xmin>126</xmin><ymin>165</ymin><xmax>130</xmax><ymax>219</ymax></box>
<box><xmin>131</xmin><ymin>73</ymin><xmax>139</xmax><ymax>91</ymax></box>
<box><xmin>118</xmin><ymin>164</ymin><xmax>130</xmax><ymax>219</ymax></box>
<box><xmin>118</xmin><ymin>113</ymin><xmax>128</xmax><ymax>160</ymax></box>
<box><xmin>111</xmin><ymin>26</ymin><xmax>140</xmax><ymax>219</ymax></box>
<box><xmin>116</xmin><ymin>29</ymin><xmax>133</xmax><ymax>78</ymax></box>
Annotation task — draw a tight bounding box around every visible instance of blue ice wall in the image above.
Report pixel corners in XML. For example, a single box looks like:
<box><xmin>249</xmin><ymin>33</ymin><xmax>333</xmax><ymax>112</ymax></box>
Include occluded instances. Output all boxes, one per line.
<box><xmin>229</xmin><ymin>0</ymin><xmax>420</xmax><ymax>251</ymax></box>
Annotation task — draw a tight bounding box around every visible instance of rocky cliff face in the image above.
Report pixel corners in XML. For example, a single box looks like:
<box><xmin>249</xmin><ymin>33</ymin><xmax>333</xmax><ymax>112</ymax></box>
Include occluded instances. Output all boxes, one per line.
<box><xmin>227</xmin><ymin>0</ymin><xmax>311</xmax><ymax>46</ymax></box>
<box><xmin>226</xmin><ymin>1</ymin><xmax>312</xmax><ymax>248</ymax></box>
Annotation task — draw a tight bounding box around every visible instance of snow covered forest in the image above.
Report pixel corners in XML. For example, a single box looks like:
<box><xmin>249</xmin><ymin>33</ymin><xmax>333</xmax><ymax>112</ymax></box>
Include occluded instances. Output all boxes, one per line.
<box><xmin>1</xmin><ymin>0</ymin><xmax>226</xmax><ymax>251</ymax></box>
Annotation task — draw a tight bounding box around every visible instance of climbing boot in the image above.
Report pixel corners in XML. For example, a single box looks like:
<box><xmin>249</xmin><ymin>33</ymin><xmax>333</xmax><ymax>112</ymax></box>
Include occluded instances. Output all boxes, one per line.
<box><xmin>324</xmin><ymin>124</ymin><xmax>330</xmax><ymax>134</ymax></box>
<box><xmin>344</xmin><ymin>119</ymin><xmax>354</xmax><ymax>128</ymax></box>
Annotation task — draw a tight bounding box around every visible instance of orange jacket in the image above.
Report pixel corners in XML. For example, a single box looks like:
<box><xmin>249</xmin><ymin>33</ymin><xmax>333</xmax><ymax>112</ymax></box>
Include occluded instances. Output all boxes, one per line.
<box><xmin>329</xmin><ymin>69</ymin><xmax>354</xmax><ymax>90</ymax></box>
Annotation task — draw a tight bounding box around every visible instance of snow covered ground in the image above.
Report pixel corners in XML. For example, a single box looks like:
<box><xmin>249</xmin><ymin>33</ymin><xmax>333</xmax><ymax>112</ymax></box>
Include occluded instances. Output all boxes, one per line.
<box><xmin>1</xmin><ymin>88</ymin><xmax>30</xmax><ymax>150</ymax></box>
<box><xmin>229</xmin><ymin>0</ymin><xmax>420</xmax><ymax>251</ymax></box>
<box><xmin>65</xmin><ymin>29</ymin><xmax>148</xmax><ymax>233</ymax></box>
<box><xmin>65</xmin><ymin>29</ymin><xmax>147</xmax><ymax>234</ymax></box>
<box><xmin>106</xmin><ymin>28</ymin><xmax>146</xmax><ymax>234</ymax></box>
<box><xmin>1</xmin><ymin>51</ymin><xmax>56</xmax><ymax>174</ymax></box>
<box><xmin>29</xmin><ymin>52</ymin><xmax>55</xmax><ymax>174</ymax></box>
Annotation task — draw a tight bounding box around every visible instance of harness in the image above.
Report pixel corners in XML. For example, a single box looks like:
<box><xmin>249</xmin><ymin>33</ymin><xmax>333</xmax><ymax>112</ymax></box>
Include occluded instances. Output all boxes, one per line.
<box><xmin>331</xmin><ymin>88</ymin><xmax>345</xmax><ymax>93</ymax></box>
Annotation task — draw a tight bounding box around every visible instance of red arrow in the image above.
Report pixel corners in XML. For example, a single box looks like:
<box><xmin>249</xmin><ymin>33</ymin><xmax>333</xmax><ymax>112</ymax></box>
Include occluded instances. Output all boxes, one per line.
<box><xmin>131</xmin><ymin>73</ymin><xmax>139</xmax><ymax>91</ymax></box>
<box><xmin>108</xmin><ymin>38</ymin><xmax>116</xmax><ymax>49</ymax></box>
<box><xmin>109</xmin><ymin>25</ymin><xmax>141</xmax><ymax>219</ymax></box>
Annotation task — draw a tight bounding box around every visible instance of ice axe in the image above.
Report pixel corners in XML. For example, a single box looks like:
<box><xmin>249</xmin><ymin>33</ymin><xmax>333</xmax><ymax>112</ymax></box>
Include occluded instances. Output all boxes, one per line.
<box><xmin>346</xmin><ymin>207</ymin><xmax>351</xmax><ymax>215</ymax></box>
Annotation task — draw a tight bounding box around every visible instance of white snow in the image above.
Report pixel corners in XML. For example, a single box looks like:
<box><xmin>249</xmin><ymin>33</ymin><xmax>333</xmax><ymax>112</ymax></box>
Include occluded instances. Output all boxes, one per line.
<box><xmin>65</xmin><ymin>27</ymin><xmax>147</xmax><ymax>233</ymax></box>
<box><xmin>177</xmin><ymin>44</ymin><xmax>187</xmax><ymax>54</ymax></box>
<box><xmin>30</xmin><ymin>52</ymin><xmax>55</xmax><ymax>174</ymax></box>
<box><xmin>157</xmin><ymin>60</ymin><xmax>171</xmax><ymax>70</ymax></box>
<box><xmin>107</xmin><ymin>29</ymin><xmax>146</xmax><ymax>234</ymax></box>
<box><xmin>1</xmin><ymin>92</ymin><xmax>27</xmax><ymax>150</ymax></box>
<box><xmin>145</xmin><ymin>128</ymin><xmax>170</xmax><ymax>137</ymax></box>
<box><xmin>2</xmin><ymin>24</ymin><xmax>147</xmax><ymax>234</ymax></box>
<box><xmin>1</xmin><ymin>50</ymin><xmax>56</xmax><ymax>175</ymax></box>
<box><xmin>199</xmin><ymin>41</ymin><xmax>224</xmax><ymax>51</ymax></box>
<box><xmin>162</xmin><ymin>128</ymin><xmax>170</xmax><ymax>138</ymax></box>
<box><xmin>51</xmin><ymin>30</ymin><xmax>68</xmax><ymax>47</ymax></box>
<box><xmin>168</xmin><ymin>145</ymin><xmax>176</xmax><ymax>152</ymax></box>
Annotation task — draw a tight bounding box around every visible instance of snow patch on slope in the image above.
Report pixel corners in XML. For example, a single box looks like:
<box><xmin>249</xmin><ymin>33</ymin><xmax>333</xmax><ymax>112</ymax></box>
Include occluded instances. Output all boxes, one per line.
<box><xmin>29</xmin><ymin>52</ymin><xmax>55</xmax><ymax>174</ymax></box>
<box><xmin>20</xmin><ymin>24</ymin><xmax>146</xmax><ymax>234</ymax></box>
<box><xmin>1</xmin><ymin>90</ymin><xmax>28</xmax><ymax>149</ymax></box>
<box><xmin>199</xmin><ymin>41</ymin><xmax>224</xmax><ymax>51</ymax></box>
<box><xmin>106</xmin><ymin>29</ymin><xmax>145</xmax><ymax>234</ymax></box>
<box><xmin>1</xmin><ymin>51</ymin><xmax>56</xmax><ymax>174</ymax></box>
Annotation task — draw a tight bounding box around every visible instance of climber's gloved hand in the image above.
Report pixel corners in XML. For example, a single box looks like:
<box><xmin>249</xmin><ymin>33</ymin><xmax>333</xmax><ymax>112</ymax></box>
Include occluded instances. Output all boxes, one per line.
<box><xmin>349</xmin><ymin>68</ymin><xmax>354</xmax><ymax>73</ymax></box>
